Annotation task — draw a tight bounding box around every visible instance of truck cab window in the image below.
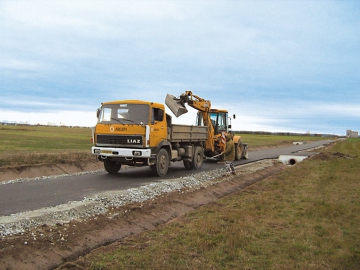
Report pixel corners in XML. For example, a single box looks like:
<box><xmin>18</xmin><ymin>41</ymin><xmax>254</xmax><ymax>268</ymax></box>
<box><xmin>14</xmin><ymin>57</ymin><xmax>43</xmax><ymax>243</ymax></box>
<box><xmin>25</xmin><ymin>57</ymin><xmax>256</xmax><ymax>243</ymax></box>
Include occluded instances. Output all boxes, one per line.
<box><xmin>117</xmin><ymin>108</ymin><xmax>129</xmax><ymax>118</ymax></box>
<box><xmin>152</xmin><ymin>108</ymin><xmax>164</xmax><ymax>123</ymax></box>
<box><xmin>100</xmin><ymin>108</ymin><xmax>112</xmax><ymax>122</ymax></box>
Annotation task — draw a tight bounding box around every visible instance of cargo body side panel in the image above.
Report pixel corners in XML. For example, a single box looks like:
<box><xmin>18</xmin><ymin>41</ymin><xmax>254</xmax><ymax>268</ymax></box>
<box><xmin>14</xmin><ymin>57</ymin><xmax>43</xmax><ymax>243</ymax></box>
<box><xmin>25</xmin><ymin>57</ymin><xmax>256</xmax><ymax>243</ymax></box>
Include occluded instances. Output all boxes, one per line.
<box><xmin>169</xmin><ymin>124</ymin><xmax>207</xmax><ymax>142</ymax></box>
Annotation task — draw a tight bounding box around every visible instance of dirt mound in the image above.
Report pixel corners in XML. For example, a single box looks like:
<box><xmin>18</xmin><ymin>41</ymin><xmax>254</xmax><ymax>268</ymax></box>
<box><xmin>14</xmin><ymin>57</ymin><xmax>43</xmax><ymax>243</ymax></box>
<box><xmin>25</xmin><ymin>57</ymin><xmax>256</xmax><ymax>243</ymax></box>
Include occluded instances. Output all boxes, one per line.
<box><xmin>310</xmin><ymin>152</ymin><xmax>356</xmax><ymax>161</ymax></box>
<box><xmin>0</xmin><ymin>161</ymin><xmax>104</xmax><ymax>183</ymax></box>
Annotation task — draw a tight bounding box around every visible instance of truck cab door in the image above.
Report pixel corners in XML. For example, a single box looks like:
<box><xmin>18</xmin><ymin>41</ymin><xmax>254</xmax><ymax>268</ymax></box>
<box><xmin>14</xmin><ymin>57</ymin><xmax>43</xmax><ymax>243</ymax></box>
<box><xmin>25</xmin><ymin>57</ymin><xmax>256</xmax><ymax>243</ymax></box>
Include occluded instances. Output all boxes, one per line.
<box><xmin>150</xmin><ymin>107</ymin><xmax>167</xmax><ymax>147</ymax></box>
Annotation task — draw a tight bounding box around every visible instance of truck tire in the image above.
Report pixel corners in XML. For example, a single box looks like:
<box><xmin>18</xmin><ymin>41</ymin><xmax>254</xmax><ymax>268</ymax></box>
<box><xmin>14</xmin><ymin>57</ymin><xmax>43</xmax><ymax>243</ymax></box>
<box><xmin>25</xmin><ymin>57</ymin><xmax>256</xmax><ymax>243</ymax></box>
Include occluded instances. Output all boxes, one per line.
<box><xmin>183</xmin><ymin>160</ymin><xmax>192</xmax><ymax>170</ymax></box>
<box><xmin>151</xmin><ymin>148</ymin><xmax>169</xmax><ymax>177</ymax></box>
<box><xmin>191</xmin><ymin>146</ymin><xmax>204</xmax><ymax>170</ymax></box>
<box><xmin>104</xmin><ymin>159</ymin><xmax>121</xmax><ymax>174</ymax></box>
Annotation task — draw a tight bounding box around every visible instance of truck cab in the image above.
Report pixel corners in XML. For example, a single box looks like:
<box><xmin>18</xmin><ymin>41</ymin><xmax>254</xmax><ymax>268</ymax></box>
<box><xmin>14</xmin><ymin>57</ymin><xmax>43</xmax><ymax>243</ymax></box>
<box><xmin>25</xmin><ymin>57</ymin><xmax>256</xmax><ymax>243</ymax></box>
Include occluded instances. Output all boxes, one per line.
<box><xmin>92</xmin><ymin>101</ymin><xmax>168</xmax><ymax>171</ymax></box>
<box><xmin>94</xmin><ymin>100</ymin><xmax>168</xmax><ymax>149</ymax></box>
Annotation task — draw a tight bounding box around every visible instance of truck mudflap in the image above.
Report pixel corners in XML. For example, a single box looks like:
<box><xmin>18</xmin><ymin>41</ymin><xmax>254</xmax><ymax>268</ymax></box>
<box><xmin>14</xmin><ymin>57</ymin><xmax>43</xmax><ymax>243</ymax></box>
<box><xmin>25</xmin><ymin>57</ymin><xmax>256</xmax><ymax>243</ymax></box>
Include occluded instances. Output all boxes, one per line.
<box><xmin>92</xmin><ymin>146</ymin><xmax>151</xmax><ymax>158</ymax></box>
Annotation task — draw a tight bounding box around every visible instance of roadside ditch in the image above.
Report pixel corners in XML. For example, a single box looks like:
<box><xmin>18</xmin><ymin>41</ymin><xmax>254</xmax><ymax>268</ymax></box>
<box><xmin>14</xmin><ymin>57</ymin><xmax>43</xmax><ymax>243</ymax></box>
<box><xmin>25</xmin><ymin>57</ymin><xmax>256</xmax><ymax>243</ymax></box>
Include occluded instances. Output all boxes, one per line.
<box><xmin>0</xmin><ymin>159</ymin><xmax>287</xmax><ymax>270</ymax></box>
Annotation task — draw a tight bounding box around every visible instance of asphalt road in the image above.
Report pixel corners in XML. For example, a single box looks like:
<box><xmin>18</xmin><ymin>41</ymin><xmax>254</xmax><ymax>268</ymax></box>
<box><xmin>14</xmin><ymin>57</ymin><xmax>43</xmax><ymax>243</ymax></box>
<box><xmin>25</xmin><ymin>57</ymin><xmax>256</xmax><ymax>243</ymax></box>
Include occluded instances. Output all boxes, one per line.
<box><xmin>0</xmin><ymin>140</ymin><xmax>334</xmax><ymax>216</ymax></box>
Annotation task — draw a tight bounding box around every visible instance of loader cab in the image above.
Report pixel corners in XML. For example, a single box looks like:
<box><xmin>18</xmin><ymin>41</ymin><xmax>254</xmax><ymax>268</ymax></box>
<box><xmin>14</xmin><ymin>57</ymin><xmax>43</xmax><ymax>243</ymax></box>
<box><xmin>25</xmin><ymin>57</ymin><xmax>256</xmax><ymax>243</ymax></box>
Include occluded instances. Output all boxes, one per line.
<box><xmin>196</xmin><ymin>109</ymin><xmax>229</xmax><ymax>135</ymax></box>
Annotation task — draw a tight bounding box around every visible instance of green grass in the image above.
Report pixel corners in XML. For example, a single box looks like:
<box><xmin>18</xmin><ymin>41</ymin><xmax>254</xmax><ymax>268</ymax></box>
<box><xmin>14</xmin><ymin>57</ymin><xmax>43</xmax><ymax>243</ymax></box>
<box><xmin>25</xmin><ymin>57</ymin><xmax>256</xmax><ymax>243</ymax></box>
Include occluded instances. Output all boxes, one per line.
<box><xmin>0</xmin><ymin>125</ymin><xmax>93</xmax><ymax>167</ymax></box>
<box><xmin>0</xmin><ymin>125</ymin><xmax>92</xmax><ymax>152</ymax></box>
<box><xmin>84</xmin><ymin>138</ymin><xmax>360</xmax><ymax>269</ymax></box>
<box><xmin>238</xmin><ymin>133</ymin><xmax>333</xmax><ymax>149</ymax></box>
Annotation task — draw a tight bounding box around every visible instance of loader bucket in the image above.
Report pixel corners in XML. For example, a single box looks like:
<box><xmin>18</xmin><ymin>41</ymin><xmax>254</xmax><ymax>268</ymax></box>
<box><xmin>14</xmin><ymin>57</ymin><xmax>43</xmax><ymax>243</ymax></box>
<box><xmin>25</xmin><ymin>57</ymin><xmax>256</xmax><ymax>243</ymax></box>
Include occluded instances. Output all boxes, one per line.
<box><xmin>165</xmin><ymin>94</ymin><xmax>188</xmax><ymax>117</ymax></box>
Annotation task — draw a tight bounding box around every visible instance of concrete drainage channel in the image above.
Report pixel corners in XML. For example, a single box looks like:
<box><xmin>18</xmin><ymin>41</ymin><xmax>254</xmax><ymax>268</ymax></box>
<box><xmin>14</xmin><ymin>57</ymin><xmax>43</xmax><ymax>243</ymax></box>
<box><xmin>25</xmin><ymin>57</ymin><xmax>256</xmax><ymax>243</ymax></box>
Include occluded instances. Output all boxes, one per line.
<box><xmin>278</xmin><ymin>155</ymin><xmax>308</xmax><ymax>165</ymax></box>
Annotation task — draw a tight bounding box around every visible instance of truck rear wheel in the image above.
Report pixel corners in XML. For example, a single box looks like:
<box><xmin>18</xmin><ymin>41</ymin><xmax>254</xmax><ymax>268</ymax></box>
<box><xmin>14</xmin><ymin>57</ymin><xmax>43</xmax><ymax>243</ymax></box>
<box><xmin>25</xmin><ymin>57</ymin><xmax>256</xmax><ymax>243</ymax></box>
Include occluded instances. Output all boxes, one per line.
<box><xmin>191</xmin><ymin>146</ymin><xmax>204</xmax><ymax>170</ymax></box>
<box><xmin>104</xmin><ymin>159</ymin><xmax>121</xmax><ymax>174</ymax></box>
<box><xmin>183</xmin><ymin>160</ymin><xmax>192</xmax><ymax>170</ymax></box>
<box><xmin>151</xmin><ymin>148</ymin><xmax>169</xmax><ymax>177</ymax></box>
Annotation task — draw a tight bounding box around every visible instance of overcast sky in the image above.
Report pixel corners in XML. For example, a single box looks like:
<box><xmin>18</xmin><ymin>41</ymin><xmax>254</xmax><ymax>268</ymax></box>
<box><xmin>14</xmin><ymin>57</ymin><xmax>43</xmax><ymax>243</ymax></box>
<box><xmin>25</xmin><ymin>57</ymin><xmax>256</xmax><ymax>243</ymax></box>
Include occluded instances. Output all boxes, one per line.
<box><xmin>1</xmin><ymin>0</ymin><xmax>359</xmax><ymax>135</ymax></box>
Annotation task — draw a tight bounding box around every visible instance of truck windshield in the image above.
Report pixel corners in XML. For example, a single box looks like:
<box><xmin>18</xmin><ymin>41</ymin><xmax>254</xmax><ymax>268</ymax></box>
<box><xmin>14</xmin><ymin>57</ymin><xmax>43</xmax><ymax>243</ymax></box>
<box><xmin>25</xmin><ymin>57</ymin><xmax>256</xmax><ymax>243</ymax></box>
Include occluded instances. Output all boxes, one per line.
<box><xmin>98</xmin><ymin>104</ymin><xmax>149</xmax><ymax>125</ymax></box>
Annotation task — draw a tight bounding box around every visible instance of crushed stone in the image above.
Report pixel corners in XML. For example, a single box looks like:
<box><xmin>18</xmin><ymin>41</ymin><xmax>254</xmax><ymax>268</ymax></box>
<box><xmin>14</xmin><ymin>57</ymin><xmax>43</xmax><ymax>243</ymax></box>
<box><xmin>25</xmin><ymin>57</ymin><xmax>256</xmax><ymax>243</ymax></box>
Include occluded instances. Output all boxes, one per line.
<box><xmin>0</xmin><ymin>160</ymin><xmax>275</xmax><ymax>237</ymax></box>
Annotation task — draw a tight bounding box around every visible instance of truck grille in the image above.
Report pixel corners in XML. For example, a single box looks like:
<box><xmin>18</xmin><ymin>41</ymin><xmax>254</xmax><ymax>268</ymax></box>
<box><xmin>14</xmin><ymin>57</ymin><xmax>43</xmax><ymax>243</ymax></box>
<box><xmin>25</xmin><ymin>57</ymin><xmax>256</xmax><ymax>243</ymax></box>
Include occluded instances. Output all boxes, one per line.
<box><xmin>96</xmin><ymin>135</ymin><xmax>143</xmax><ymax>146</ymax></box>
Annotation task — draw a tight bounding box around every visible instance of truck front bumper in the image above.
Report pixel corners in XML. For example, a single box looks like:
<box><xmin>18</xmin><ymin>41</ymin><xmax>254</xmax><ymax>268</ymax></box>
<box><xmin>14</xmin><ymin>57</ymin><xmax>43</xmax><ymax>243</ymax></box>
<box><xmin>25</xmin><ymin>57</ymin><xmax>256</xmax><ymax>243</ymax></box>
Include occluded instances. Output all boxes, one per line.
<box><xmin>92</xmin><ymin>147</ymin><xmax>152</xmax><ymax>158</ymax></box>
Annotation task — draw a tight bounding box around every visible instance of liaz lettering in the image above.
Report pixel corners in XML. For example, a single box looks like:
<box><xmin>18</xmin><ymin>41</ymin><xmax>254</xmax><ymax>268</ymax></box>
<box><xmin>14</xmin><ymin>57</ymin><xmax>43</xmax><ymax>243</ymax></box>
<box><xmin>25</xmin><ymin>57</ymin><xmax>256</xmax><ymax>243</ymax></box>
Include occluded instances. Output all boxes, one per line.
<box><xmin>127</xmin><ymin>139</ymin><xmax>141</xmax><ymax>144</ymax></box>
<box><xmin>116</xmin><ymin>127</ymin><xmax>127</xmax><ymax>131</ymax></box>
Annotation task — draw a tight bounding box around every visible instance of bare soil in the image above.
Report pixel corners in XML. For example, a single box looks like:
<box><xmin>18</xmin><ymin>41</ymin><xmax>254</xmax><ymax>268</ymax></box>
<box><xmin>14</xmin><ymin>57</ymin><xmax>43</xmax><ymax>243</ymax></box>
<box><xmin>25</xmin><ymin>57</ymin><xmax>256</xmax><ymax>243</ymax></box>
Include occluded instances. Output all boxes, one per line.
<box><xmin>0</xmin><ymin>159</ymin><xmax>287</xmax><ymax>270</ymax></box>
<box><xmin>0</xmin><ymin>161</ymin><xmax>104</xmax><ymax>183</ymax></box>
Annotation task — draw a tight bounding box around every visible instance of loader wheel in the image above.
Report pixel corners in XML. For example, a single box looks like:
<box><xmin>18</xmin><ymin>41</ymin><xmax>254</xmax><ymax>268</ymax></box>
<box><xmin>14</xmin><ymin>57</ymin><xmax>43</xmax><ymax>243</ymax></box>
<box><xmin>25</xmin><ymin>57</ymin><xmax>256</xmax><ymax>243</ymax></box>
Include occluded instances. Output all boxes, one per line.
<box><xmin>191</xmin><ymin>146</ymin><xmax>204</xmax><ymax>170</ymax></box>
<box><xmin>242</xmin><ymin>143</ymin><xmax>249</xmax><ymax>159</ymax></box>
<box><xmin>235</xmin><ymin>142</ymin><xmax>249</xmax><ymax>160</ymax></box>
<box><xmin>235</xmin><ymin>142</ymin><xmax>242</xmax><ymax>160</ymax></box>
<box><xmin>151</xmin><ymin>148</ymin><xmax>169</xmax><ymax>177</ymax></box>
<box><xmin>104</xmin><ymin>159</ymin><xmax>121</xmax><ymax>174</ymax></box>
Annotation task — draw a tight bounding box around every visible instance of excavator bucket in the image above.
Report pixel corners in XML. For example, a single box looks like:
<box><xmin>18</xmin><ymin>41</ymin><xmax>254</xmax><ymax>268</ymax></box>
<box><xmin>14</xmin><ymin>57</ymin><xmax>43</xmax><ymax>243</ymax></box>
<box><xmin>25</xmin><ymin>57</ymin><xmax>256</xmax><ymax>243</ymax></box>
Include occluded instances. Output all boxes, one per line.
<box><xmin>165</xmin><ymin>94</ymin><xmax>188</xmax><ymax>117</ymax></box>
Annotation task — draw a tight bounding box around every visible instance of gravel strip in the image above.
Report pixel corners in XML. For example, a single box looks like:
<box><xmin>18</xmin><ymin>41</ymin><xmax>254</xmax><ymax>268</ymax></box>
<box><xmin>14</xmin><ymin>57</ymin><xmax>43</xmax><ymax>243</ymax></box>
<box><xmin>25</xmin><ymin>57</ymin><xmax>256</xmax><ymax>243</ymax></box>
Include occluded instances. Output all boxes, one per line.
<box><xmin>0</xmin><ymin>160</ymin><xmax>275</xmax><ymax>237</ymax></box>
<box><xmin>0</xmin><ymin>169</ymin><xmax>105</xmax><ymax>186</ymax></box>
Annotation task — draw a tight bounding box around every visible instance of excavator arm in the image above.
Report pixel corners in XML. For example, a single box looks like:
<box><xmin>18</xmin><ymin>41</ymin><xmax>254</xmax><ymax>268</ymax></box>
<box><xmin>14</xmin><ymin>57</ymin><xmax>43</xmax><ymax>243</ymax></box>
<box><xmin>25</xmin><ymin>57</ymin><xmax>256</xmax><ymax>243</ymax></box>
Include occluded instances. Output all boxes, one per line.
<box><xmin>178</xmin><ymin>91</ymin><xmax>211</xmax><ymax>113</ymax></box>
<box><xmin>165</xmin><ymin>91</ymin><xmax>216</xmax><ymax>152</ymax></box>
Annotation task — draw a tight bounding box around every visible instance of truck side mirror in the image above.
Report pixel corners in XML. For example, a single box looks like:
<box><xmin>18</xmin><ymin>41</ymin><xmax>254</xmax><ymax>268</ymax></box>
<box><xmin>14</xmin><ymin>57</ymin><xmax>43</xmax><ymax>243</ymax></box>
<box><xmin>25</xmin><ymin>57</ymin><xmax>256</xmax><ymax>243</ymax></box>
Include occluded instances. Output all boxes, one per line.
<box><xmin>233</xmin><ymin>114</ymin><xmax>236</xmax><ymax>119</ymax></box>
<box><xmin>96</xmin><ymin>108</ymin><xmax>100</xmax><ymax>118</ymax></box>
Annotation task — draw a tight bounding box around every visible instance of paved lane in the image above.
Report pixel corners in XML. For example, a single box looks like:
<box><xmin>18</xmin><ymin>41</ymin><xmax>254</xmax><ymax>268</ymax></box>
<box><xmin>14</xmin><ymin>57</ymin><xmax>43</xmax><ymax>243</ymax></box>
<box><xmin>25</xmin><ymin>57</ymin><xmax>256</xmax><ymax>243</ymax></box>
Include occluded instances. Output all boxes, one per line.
<box><xmin>0</xmin><ymin>140</ymin><xmax>334</xmax><ymax>216</ymax></box>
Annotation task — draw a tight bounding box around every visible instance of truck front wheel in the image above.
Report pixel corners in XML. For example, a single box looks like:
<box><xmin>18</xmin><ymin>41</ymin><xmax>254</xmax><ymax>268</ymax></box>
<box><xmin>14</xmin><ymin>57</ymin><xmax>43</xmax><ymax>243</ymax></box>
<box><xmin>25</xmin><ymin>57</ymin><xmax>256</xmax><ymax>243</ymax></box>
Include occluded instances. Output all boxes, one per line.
<box><xmin>104</xmin><ymin>159</ymin><xmax>121</xmax><ymax>174</ymax></box>
<box><xmin>151</xmin><ymin>148</ymin><xmax>169</xmax><ymax>177</ymax></box>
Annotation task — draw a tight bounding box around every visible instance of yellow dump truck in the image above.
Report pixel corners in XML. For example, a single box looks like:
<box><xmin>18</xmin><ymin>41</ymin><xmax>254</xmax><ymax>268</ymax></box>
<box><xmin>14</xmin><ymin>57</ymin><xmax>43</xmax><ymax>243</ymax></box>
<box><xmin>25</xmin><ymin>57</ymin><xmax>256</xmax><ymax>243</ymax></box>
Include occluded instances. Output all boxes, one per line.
<box><xmin>91</xmin><ymin>100</ymin><xmax>208</xmax><ymax>177</ymax></box>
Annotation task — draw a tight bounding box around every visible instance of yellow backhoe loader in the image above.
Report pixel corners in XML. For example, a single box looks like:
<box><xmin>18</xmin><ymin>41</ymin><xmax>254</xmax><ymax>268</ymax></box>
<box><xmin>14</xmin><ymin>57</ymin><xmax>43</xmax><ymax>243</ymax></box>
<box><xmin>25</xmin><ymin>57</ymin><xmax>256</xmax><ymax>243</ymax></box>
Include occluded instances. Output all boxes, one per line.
<box><xmin>165</xmin><ymin>90</ymin><xmax>248</xmax><ymax>161</ymax></box>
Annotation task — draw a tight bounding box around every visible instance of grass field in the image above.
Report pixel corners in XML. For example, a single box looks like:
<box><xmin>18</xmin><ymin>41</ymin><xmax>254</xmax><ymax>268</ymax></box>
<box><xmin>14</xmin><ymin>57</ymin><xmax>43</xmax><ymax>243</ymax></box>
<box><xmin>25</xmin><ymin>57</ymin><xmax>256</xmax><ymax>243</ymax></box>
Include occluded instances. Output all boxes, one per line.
<box><xmin>0</xmin><ymin>125</ymin><xmax>336</xmax><ymax>168</ymax></box>
<box><xmin>1</xmin><ymin>125</ymin><xmax>357</xmax><ymax>268</ymax></box>
<box><xmin>239</xmin><ymin>133</ymin><xmax>331</xmax><ymax>148</ymax></box>
<box><xmin>0</xmin><ymin>125</ymin><xmax>93</xmax><ymax>167</ymax></box>
<box><xmin>82</xmin><ymin>138</ymin><xmax>360</xmax><ymax>270</ymax></box>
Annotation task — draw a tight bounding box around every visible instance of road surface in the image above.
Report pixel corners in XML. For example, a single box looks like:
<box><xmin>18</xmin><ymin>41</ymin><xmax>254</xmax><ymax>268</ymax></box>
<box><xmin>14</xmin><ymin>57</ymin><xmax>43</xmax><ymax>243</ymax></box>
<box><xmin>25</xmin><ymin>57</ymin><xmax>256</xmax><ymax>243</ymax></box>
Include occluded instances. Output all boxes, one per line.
<box><xmin>0</xmin><ymin>140</ymin><xmax>334</xmax><ymax>216</ymax></box>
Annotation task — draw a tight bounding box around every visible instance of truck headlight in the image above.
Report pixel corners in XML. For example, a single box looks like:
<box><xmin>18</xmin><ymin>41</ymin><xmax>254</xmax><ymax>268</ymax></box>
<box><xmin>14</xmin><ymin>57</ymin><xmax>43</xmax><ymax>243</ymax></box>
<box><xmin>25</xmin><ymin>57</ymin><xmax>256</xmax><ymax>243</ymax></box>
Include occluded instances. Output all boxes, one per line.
<box><xmin>94</xmin><ymin>149</ymin><xmax>100</xmax><ymax>154</ymax></box>
<box><xmin>133</xmin><ymin>151</ymin><xmax>142</xmax><ymax>156</ymax></box>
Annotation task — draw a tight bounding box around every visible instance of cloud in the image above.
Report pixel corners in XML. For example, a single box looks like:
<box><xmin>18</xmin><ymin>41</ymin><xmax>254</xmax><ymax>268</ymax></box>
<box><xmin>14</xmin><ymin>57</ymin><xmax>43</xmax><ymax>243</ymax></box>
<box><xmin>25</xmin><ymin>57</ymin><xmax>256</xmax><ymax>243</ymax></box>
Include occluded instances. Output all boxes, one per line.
<box><xmin>0</xmin><ymin>59</ymin><xmax>42</xmax><ymax>71</ymax></box>
<box><xmin>0</xmin><ymin>0</ymin><xmax>359</xmax><ymax>136</ymax></box>
<box><xmin>2</xmin><ymin>96</ymin><xmax>95</xmax><ymax>113</ymax></box>
<box><xmin>0</xmin><ymin>109</ymin><xmax>96</xmax><ymax>127</ymax></box>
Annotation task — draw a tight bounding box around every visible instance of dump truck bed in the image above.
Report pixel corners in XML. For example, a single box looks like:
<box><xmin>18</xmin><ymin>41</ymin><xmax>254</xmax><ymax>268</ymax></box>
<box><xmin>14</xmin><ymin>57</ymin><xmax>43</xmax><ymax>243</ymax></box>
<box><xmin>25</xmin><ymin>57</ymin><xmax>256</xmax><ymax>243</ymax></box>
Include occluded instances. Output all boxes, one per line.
<box><xmin>168</xmin><ymin>124</ymin><xmax>208</xmax><ymax>142</ymax></box>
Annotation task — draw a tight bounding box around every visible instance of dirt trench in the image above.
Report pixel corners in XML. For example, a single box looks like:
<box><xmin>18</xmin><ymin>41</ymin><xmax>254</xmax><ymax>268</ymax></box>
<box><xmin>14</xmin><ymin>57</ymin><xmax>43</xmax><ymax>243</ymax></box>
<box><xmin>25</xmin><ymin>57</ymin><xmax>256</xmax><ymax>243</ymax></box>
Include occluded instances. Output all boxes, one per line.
<box><xmin>0</xmin><ymin>160</ymin><xmax>287</xmax><ymax>270</ymax></box>
<box><xmin>0</xmin><ymin>161</ymin><xmax>104</xmax><ymax>183</ymax></box>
